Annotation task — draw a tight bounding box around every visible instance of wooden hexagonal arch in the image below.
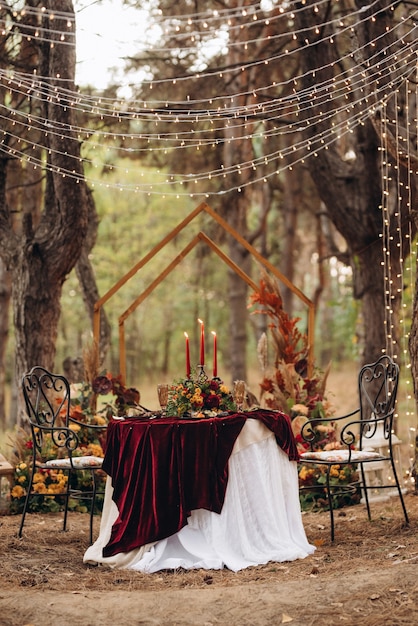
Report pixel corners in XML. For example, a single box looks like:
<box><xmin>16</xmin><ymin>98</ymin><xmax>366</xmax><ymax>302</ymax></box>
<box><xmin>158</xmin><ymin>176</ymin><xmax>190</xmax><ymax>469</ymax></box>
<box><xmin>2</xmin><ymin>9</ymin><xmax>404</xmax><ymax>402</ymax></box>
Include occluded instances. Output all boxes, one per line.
<box><xmin>93</xmin><ymin>202</ymin><xmax>315</xmax><ymax>382</ymax></box>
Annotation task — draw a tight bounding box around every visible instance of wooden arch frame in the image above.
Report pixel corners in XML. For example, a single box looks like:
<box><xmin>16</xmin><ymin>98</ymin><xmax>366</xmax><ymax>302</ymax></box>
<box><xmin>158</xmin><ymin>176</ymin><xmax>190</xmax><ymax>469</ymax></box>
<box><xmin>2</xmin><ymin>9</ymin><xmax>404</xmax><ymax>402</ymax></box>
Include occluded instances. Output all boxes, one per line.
<box><xmin>93</xmin><ymin>202</ymin><xmax>315</xmax><ymax>382</ymax></box>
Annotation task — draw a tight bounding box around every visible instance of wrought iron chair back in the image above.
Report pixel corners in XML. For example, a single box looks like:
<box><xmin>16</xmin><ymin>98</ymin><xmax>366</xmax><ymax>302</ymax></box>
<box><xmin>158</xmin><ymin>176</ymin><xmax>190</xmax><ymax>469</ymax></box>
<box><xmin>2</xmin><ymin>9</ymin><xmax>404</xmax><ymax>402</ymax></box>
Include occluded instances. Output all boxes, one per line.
<box><xmin>299</xmin><ymin>355</ymin><xmax>409</xmax><ymax>541</ymax></box>
<box><xmin>358</xmin><ymin>354</ymin><xmax>398</xmax><ymax>444</ymax></box>
<box><xmin>22</xmin><ymin>366</ymin><xmax>76</xmax><ymax>453</ymax></box>
<box><xmin>19</xmin><ymin>366</ymin><xmax>106</xmax><ymax>544</ymax></box>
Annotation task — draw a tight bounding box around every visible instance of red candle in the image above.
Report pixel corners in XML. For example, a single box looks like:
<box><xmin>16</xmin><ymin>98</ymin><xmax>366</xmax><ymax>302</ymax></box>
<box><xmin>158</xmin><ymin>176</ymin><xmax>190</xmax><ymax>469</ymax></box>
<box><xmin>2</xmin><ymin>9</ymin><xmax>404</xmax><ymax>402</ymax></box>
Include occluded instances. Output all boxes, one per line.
<box><xmin>184</xmin><ymin>332</ymin><xmax>191</xmax><ymax>378</ymax></box>
<box><xmin>198</xmin><ymin>318</ymin><xmax>205</xmax><ymax>366</ymax></box>
<box><xmin>212</xmin><ymin>331</ymin><xmax>217</xmax><ymax>378</ymax></box>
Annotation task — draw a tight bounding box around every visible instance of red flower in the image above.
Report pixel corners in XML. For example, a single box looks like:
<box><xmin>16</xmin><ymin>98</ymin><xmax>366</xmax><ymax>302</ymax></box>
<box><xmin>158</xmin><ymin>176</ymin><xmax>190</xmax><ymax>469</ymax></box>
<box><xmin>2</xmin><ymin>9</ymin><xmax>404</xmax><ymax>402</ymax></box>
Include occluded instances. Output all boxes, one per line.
<box><xmin>209</xmin><ymin>379</ymin><xmax>220</xmax><ymax>391</ymax></box>
<box><xmin>295</xmin><ymin>434</ymin><xmax>310</xmax><ymax>450</ymax></box>
<box><xmin>260</xmin><ymin>378</ymin><xmax>274</xmax><ymax>393</ymax></box>
<box><xmin>205</xmin><ymin>394</ymin><xmax>221</xmax><ymax>409</ymax></box>
<box><xmin>122</xmin><ymin>387</ymin><xmax>140</xmax><ymax>406</ymax></box>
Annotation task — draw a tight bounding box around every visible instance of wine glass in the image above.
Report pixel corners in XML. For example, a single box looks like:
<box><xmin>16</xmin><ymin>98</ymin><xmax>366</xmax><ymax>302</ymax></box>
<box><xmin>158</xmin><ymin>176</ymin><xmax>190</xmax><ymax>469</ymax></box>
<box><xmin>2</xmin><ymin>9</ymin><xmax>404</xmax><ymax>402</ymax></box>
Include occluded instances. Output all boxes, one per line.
<box><xmin>233</xmin><ymin>380</ymin><xmax>246</xmax><ymax>412</ymax></box>
<box><xmin>157</xmin><ymin>384</ymin><xmax>169</xmax><ymax>414</ymax></box>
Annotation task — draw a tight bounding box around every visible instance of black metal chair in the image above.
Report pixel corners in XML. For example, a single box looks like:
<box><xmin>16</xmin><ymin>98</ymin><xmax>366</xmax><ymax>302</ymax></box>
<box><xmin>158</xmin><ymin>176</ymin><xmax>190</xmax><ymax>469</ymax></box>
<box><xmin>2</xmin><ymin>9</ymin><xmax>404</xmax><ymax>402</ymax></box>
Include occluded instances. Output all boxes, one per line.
<box><xmin>299</xmin><ymin>354</ymin><xmax>409</xmax><ymax>541</ymax></box>
<box><xmin>18</xmin><ymin>366</ymin><xmax>106</xmax><ymax>544</ymax></box>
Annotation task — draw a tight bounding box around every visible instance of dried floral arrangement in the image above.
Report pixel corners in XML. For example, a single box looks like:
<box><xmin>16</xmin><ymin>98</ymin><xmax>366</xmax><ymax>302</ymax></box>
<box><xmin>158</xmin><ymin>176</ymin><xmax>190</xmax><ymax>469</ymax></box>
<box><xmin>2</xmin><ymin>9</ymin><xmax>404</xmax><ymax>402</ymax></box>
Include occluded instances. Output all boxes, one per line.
<box><xmin>249</xmin><ymin>272</ymin><xmax>359</xmax><ymax>511</ymax></box>
<box><xmin>249</xmin><ymin>271</ymin><xmax>332</xmax><ymax>420</ymax></box>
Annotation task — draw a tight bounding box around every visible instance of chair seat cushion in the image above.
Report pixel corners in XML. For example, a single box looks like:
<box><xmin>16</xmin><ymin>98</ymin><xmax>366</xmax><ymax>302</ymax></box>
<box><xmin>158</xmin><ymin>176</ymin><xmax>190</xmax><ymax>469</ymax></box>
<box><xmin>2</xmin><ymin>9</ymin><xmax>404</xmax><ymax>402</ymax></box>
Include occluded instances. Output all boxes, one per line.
<box><xmin>42</xmin><ymin>456</ymin><xmax>104</xmax><ymax>469</ymax></box>
<box><xmin>300</xmin><ymin>449</ymin><xmax>383</xmax><ymax>463</ymax></box>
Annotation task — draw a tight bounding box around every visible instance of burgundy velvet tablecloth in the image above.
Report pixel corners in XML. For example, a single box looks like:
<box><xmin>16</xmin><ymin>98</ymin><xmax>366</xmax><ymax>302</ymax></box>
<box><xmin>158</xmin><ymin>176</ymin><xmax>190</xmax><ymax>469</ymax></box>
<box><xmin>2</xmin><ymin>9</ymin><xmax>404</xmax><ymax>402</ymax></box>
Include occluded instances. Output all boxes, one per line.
<box><xmin>102</xmin><ymin>409</ymin><xmax>298</xmax><ymax>558</ymax></box>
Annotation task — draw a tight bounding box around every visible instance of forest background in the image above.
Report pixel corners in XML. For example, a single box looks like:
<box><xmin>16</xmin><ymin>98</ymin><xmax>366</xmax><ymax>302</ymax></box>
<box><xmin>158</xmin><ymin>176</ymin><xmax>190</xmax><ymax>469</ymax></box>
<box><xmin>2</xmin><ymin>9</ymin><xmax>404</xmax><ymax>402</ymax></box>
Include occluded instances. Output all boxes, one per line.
<box><xmin>0</xmin><ymin>0</ymin><xmax>417</xmax><ymax>486</ymax></box>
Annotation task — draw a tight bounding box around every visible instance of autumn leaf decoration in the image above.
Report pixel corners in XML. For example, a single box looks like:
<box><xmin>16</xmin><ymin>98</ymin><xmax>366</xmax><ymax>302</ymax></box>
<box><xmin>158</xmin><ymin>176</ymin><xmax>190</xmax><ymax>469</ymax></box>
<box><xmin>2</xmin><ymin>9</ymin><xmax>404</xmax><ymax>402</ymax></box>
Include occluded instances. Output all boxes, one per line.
<box><xmin>250</xmin><ymin>272</ymin><xmax>331</xmax><ymax>417</ymax></box>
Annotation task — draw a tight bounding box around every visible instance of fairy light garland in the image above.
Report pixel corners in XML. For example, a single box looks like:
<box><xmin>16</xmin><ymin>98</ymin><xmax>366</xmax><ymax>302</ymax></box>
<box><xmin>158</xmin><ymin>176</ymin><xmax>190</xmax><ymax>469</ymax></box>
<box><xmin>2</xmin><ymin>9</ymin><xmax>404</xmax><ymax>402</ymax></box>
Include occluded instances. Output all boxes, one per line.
<box><xmin>405</xmin><ymin>62</ymin><xmax>418</xmax><ymax>484</ymax></box>
<box><xmin>0</xmin><ymin>19</ymin><xmax>415</xmax><ymax>129</ymax></box>
<box><xmin>2</xmin><ymin>47</ymin><xmax>415</xmax><ymax>157</ymax></box>
<box><xmin>0</xmin><ymin>0</ymin><xmax>415</xmax><ymax>199</ymax></box>
<box><xmin>0</xmin><ymin>41</ymin><xmax>413</xmax><ymax>145</ymax></box>
<box><xmin>2</xmin><ymin>21</ymin><xmax>416</xmax><ymax>117</ymax></box>
<box><xmin>2</xmin><ymin>0</ymin><xmax>398</xmax><ymax>47</ymax></box>
<box><xmin>376</xmin><ymin>59</ymin><xmax>418</xmax><ymax>487</ymax></box>
<box><xmin>0</xmin><ymin>0</ymin><xmax>409</xmax><ymax>91</ymax></box>
<box><xmin>0</xmin><ymin>71</ymin><xmax>415</xmax><ymax>196</ymax></box>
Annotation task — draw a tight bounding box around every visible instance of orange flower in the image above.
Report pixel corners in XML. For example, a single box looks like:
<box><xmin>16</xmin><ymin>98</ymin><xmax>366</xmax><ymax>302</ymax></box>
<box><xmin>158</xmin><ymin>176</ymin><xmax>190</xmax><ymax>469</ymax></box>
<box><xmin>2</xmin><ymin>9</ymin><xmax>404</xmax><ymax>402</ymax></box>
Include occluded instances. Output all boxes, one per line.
<box><xmin>70</xmin><ymin>406</ymin><xmax>85</xmax><ymax>421</ymax></box>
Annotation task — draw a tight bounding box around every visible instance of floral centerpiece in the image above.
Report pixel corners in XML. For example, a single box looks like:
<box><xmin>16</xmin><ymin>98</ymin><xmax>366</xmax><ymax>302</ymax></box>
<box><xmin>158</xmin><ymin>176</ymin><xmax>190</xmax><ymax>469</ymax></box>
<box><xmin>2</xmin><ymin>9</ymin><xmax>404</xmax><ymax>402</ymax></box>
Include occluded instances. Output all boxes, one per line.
<box><xmin>250</xmin><ymin>272</ymin><xmax>359</xmax><ymax>511</ymax></box>
<box><xmin>165</xmin><ymin>370</ymin><xmax>236</xmax><ymax>418</ymax></box>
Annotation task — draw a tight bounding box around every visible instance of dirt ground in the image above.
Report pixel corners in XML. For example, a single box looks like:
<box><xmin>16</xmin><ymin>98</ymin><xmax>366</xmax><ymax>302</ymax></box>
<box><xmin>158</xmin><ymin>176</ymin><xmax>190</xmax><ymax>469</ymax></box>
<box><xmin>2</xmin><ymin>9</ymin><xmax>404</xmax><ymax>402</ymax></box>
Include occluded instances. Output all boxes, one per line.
<box><xmin>0</xmin><ymin>492</ymin><xmax>417</xmax><ymax>626</ymax></box>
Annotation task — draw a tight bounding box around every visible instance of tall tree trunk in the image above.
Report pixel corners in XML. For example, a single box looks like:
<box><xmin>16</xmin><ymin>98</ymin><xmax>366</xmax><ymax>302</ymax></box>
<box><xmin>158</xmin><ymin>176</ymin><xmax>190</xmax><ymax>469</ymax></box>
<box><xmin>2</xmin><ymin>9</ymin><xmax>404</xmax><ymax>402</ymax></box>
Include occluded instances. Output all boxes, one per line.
<box><xmin>0</xmin><ymin>1</ymin><xmax>89</xmax><ymax>423</ymax></box>
<box><xmin>220</xmin><ymin>0</ymin><xmax>262</xmax><ymax>383</ymax></box>
<box><xmin>409</xmin><ymin>265</ymin><xmax>418</xmax><ymax>491</ymax></box>
<box><xmin>224</xmin><ymin>195</ymin><xmax>251</xmax><ymax>383</ymax></box>
<box><xmin>75</xmin><ymin>188</ymin><xmax>111</xmax><ymax>365</ymax></box>
<box><xmin>0</xmin><ymin>258</ymin><xmax>10</xmax><ymax>429</ymax></box>
<box><xmin>280</xmin><ymin>168</ymin><xmax>300</xmax><ymax>317</ymax></box>
<box><xmin>294</xmin><ymin>1</ymin><xmax>411</xmax><ymax>365</ymax></box>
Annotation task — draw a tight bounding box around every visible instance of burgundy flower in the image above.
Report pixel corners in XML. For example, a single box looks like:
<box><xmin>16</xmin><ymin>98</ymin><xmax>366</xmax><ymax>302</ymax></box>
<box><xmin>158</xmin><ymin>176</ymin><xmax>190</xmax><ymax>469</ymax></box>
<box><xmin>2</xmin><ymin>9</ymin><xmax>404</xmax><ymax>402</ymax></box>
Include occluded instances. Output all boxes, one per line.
<box><xmin>111</xmin><ymin>376</ymin><xmax>124</xmax><ymax>395</ymax></box>
<box><xmin>92</xmin><ymin>375</ymin><xmax>113</xmax><ymax>395</ymax></box>
<box><xmin>295</xmin><ymin>358</ymin><xmax>308</xmax><ymax>377</ymax></box>
<box><xmin>205</xmin><ymin>394</ymin><xmax>220</xmax><ymax>409</ymax></box>
<box><xmin>209</xmin><ymin>379</ymin><xmax>220</xmax><ymax>391</ymax></box>
<box><xmin>123</xmin><ymin>387</ymin><xmax>140</xmax><ymax>406</ymax></box>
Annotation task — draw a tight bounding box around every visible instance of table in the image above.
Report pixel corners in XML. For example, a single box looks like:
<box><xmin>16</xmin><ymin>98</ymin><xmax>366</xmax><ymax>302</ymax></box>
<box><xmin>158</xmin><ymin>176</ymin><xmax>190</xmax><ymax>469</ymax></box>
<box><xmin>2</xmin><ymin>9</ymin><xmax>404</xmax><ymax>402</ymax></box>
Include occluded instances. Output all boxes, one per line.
<box><xmin>84</xmin><ymin>410</ymin><xmax>315</xmax><ymax>572</ymax></box>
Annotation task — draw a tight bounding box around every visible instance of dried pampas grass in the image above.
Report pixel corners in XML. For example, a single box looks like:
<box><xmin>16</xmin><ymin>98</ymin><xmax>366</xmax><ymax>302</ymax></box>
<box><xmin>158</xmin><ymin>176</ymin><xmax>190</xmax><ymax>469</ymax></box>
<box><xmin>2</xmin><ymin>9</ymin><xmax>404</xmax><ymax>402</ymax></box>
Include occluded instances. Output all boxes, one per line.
<box><xmin>82</xmin><ymin>340</ymin><xmax>99</xmax><ymax>386</ymax></box>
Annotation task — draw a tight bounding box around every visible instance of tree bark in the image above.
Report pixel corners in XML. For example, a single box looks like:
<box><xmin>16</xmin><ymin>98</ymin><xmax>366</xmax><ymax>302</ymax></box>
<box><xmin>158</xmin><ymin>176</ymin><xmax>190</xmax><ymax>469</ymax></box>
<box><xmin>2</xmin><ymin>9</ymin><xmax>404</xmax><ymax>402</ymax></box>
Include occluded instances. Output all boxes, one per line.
<box><xmin>0</xmin><ymin>1</ymin><xmax>89</xmax><ymax>422</ymax></box>
<box><xmin>74</xmin><ymin>188</ymin><xmax>112</xmax><ymax>366</ymax></box>
<box><xmin>0</xmin><ymin>258</ymin><xmax>10</xmax><ymax>429</ymax></box>
<box><xmin>294</xmin><ymin>0</ymin><xmax>413</xmax><ymax>365</ymax></box>
<box><xmin>409</xmin><ymin>268</ymin><xmax>418</xmax><ymax>490</ymax></box>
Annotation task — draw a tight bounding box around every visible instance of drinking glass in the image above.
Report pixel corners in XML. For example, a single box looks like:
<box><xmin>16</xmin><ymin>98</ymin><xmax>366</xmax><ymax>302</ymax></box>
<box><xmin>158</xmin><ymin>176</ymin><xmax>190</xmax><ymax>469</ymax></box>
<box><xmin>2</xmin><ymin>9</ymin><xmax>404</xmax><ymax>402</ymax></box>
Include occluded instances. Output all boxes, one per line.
<box><xmin>233</xmin><ymin>380</ymin><xmax>246</xmax><ymax>412</ymax></box>
<box><xmin>157</xmin><ymin>384</ymin><xmax>169</xmax><ymax>413</ymax></box>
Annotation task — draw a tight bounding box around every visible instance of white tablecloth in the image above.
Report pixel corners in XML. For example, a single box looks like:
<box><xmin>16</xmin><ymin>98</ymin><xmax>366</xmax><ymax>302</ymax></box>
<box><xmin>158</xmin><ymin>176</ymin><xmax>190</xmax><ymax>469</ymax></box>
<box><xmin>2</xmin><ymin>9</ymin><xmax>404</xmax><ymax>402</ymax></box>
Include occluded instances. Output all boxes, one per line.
<box><xmin>84</xmin><ymin>418</ymin><xmax>315</xmax><ymax>572</ymax></box>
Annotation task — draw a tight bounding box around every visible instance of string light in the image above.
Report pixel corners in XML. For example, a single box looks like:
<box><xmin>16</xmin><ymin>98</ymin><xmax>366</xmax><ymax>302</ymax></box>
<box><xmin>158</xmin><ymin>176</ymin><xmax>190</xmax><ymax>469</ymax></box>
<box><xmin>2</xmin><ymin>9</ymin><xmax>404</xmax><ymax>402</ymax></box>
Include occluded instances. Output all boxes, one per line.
<box><xmin>376</xmin><ymin>58</ymin><xmax>418</xmax><ymax>489</ymax></box>
<box><xmin>0</xmin><ymin>0</ymin><xmax>415</xmax><ymax>198</ymax></box>
<box><xmin>404</xmin><ymin>58</ymin><xmax>418</xmax><ymax>486</ymax></box>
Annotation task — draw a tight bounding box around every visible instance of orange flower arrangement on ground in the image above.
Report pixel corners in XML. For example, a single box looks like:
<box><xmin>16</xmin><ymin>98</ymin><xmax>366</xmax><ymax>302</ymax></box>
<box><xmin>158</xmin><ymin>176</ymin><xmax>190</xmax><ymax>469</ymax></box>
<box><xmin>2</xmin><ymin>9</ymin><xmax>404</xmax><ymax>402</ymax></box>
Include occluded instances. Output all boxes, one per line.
<box><xmin>10</xmin><ymin>371</ymin><xmax>140</xmax><ymax>515</ymax></box>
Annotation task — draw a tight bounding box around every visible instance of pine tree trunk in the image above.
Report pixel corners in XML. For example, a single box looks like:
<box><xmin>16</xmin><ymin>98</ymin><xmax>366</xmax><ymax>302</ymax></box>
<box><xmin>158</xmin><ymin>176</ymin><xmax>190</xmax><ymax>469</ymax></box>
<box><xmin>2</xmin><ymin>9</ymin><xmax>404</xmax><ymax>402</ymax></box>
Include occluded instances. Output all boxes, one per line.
<box><xmin>0</xmin><ymin>258</ymin><xmax>10</xmax><ymax>429</ymax></box>
<box><xmin>294</xmin><ymin>1</ymin><xmax>409</xmax><ymax>366</ymax></box>
<box><xmin>0</xmin><ymin>1</ymin><xmax>89</xmax><ymax>423</ymax></box>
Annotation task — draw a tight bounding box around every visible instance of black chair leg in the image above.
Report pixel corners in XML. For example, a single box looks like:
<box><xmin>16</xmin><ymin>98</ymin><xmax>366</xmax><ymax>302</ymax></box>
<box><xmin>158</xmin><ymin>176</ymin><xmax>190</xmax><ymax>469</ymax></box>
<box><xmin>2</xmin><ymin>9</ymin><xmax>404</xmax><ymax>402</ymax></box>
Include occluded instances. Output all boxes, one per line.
<box><xmin>390</xmin><ymin>457</ymin><xmax>409</xmax><ymax>525</ymax></box>
<box><xmin>89</xmin><ymin>470</ymin><xmax>98</xmax><ymax>545</ymax></box>
<box><xmin>62</xmin><ymin>470</ymin><xmax>72</xmax><ymax>532</ymax></box>
<box><xmin>18</xmin><ymin>468</ymin><xmax>36</xmax><ymax>538</ymax></box>
<box><xmin>18</xmin><ymin>492</ymin><xmax>31</xmax><ymax>538</ymax></box>
<box><xmin>325</xmin><ymin>468</ymin><xmax>335</xmax><ymax>542</ymax></box>
<box><xmin>359</xmin><ymin>463</ymin><xmax>372</xmax><ymax>521</ymax></box>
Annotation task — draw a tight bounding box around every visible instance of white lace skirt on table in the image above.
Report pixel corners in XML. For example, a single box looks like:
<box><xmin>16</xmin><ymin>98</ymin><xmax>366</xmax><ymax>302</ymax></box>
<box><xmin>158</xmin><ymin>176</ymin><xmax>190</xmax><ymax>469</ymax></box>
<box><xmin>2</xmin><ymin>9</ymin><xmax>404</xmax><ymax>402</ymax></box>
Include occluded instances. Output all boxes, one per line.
<box><xmin>83</xmin><ymin>418</ymin><xmax>315</xmax><ymax>572</ymax></box>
